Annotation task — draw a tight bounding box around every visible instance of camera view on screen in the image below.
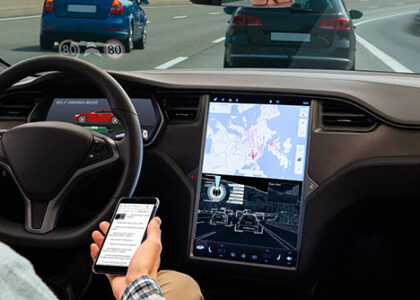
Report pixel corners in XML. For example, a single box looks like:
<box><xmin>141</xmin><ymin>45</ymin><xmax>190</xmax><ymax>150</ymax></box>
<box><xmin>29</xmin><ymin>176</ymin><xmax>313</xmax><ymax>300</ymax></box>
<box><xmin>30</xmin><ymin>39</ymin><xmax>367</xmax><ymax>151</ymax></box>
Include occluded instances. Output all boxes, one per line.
<box><xmin>193</xmin><ymin>96</ymin><xmax>310</xmax><ymax>267</ymax></box>
<box><xmin>96</xmin><ymin>203</ymin><xmax>154</xmax><ymax>267</ymax></box>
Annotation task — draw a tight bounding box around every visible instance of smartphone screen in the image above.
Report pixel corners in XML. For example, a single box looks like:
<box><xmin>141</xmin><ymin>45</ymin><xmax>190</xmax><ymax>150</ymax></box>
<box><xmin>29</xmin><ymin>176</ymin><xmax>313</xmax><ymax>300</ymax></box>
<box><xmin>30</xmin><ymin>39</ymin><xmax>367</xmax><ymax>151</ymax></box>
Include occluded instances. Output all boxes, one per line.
<box><xmin>94</xmin><ymin>197</ymin><xmax>159</xmax><ymax>274</ymax></box>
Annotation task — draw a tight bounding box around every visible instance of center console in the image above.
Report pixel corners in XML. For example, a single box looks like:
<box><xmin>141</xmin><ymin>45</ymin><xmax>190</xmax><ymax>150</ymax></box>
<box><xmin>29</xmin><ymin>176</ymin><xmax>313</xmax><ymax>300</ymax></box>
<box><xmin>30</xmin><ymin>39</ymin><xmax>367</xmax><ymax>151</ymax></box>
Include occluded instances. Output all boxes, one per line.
<box><xmin>190</xmin><ymin>94</ymin><xmax>311</xmax><ymax>269</ymax></box>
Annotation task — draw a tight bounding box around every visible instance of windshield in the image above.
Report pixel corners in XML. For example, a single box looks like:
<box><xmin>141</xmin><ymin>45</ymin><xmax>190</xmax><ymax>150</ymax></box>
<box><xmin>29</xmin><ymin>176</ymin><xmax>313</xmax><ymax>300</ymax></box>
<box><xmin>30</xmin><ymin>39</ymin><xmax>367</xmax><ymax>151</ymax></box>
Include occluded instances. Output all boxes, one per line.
<box><xmin>0</xmin><ymin>0</ymin><xmax>419</xmax><ymax>73</ymax></box>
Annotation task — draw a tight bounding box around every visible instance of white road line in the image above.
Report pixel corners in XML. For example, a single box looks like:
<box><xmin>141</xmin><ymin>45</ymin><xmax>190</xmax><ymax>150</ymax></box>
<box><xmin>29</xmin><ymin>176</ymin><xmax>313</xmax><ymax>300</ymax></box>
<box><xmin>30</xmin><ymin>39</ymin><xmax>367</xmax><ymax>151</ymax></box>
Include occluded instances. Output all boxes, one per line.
<box><xmin>354</xmin><ymin>10</ymin><xmax>417</xmax><ymax>26</ymax></box>
<box><xmin>173</xmin><ymin>15</ymin><xmax>187</xmax><ymax>19</ymax></box>
<box><xmin>356</xmin><ymin>35</ymin><xmax>413</xmax><ymax>73</ymax></box>
<box><xmin>146</xmin><ymin>20</ymin><xmax>151</xmax><ymax>24</ymax></box>
<box><xmin>0</xmin><ymin>15</ymin><xmax>41</xmax><ymax>21</ymax></box>
<box><xmin>196</xmin><ymin>231</ymin><xmax>217</xmax><ymax>240</ymax></box>
<box><xmin>212</xmin><ymin>37</ymin><xmax>226</xmax><ymax>43</ymax></box>
<box><xmin>353</xmin><ymin>10</ymin><xmax>417</xmax><ymax>73</ymax></box>
<box><xmin>145</xmin><ymin>4</ymin><xmax>194</xmax><ymax>9</ymax></box>
<box><xmin>155</xmin><ymin>56</ymin><xmax>188</xmax><ymax>69</ymax></box>
<box><xmin>209</xmin><ymin>12</ymin><xmax>221</xmax><ymax>15</ymax></box>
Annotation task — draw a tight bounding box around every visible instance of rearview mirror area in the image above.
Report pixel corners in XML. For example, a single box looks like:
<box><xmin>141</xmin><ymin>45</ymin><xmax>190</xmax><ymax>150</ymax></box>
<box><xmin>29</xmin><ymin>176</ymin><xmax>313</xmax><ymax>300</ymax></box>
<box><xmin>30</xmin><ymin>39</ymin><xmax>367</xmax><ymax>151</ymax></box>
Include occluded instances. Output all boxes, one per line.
<box><xmin>191</xmin><ymin>0</ymin><xmax>223</xmax><ymax>5</ymax></box>
<box><xmin>223</xmin><ymin>7</ymin><xmax>236</xmax><ymax>14</ymax></box>
<box><xmin>349</xmin><ymin>9</ymin><xmax>363</xmax><ymax>19</ymax></box>
<box><xmin>191</xmin><ymin>0</ymin><xmax>296</xmax><ymax>8</ymax></box>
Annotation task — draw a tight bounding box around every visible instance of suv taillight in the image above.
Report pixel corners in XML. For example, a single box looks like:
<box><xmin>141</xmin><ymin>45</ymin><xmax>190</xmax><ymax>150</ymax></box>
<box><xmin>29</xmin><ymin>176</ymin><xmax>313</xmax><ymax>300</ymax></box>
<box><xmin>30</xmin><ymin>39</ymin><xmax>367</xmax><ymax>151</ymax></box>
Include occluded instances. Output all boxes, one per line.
<box><xmin>232</xmin><ymin>14</ymin><xmax>263</xmax><ymax>27</ymax></box>
<box><xmin>43</xmin><ymin>0</ymin><xmax>54</xmax><ymax>11</ymax></box>
<box><xmin>318</xmin><ymin>17</ymin><xmax>351</xmax><ymax>32</ymax></box>
<box><xmin>110</xmin><ymin>0</ymin><xmax>123</xmax><ymax>14</ymax></box>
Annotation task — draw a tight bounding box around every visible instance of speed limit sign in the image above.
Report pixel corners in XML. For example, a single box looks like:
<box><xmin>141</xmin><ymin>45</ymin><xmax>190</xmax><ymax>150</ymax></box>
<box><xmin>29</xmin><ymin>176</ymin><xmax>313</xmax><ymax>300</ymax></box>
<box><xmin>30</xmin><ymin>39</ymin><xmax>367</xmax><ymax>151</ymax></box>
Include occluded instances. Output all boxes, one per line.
<box><xmin>58</xmin><ymin>40</ymin><xmax>80</xmax><ymax>58</ymax></box>
<box><xmin>104</xmin><ymin>40</ymin><xmax>126</xmax><ymax>61</ymax></box>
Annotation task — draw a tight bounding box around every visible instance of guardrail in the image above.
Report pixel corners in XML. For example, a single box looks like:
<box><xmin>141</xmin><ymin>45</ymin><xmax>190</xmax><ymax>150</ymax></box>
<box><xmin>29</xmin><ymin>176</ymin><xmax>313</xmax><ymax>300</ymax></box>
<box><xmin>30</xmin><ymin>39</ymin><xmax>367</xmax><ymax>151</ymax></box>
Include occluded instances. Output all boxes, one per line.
<box><xmin>0</xmin><ymin>0</ymin><xmax>191</xmax><ymax>18</ymax></box>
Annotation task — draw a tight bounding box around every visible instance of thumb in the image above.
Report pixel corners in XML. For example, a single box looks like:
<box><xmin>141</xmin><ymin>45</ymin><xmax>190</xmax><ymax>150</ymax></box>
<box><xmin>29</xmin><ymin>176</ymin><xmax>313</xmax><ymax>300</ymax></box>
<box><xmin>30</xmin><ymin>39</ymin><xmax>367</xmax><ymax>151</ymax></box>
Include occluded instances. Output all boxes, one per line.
<box><xmin>146</xmin><ymin>217</ymin><xmax>161</xmax><ymax>242</ymax></box>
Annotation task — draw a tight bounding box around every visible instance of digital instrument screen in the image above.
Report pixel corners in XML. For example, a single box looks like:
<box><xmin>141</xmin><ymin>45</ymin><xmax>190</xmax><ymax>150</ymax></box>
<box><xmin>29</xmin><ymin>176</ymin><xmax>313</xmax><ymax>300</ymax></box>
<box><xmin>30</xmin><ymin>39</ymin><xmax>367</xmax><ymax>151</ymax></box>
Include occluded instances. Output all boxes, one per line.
<box><xmin>192</xmin><ymin>95</ymin><xmax>311</xmax><ymax>268</ymax></box>
<box><xmin>46</xmin><ymin>98</ymin><xmax>161</xmax><ymax>142</ymax></box>
<box><xmin>96</xmin><ymin>203</ymin><xmax>155</xmax><ymax>267</ymax></box>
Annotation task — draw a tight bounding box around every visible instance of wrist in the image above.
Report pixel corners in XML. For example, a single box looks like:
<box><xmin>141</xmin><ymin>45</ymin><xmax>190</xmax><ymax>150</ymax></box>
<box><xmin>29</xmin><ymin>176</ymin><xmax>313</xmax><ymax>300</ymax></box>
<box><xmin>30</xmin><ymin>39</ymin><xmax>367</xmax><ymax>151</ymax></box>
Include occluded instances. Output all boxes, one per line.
<box><xmin>127</xmin><ymin>271</ymin><xmax>157</xmax><ymax>284</ymax></box>
<box><xmin>117</xmin><ymin>275</ymin><xmax>157</xmax><ymax>299</ymax></box>
<box><xmin>115</xmin><ymin>283</ymin><xmax>130</xmax><ymax>300</ymax></box>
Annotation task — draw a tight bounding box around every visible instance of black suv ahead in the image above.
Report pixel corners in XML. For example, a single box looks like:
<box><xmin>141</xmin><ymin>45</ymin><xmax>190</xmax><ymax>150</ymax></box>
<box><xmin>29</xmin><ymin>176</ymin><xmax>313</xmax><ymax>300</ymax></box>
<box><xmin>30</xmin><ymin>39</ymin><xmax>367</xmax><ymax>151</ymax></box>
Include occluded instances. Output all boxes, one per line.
<box><xmin>224</xmin><ymin>0</ymin><xmax>362</xmax><ymax>69</ymax></box>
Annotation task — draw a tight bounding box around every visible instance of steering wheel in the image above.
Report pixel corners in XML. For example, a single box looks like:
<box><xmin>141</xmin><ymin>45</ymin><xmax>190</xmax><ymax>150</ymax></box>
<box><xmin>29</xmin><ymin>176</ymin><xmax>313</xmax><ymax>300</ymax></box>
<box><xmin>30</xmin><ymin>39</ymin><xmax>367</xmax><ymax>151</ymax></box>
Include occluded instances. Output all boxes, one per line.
<box><xmin>0</xmin><ymin>56</ymin><xmax>142</xmax><ymax>249</ymax></box>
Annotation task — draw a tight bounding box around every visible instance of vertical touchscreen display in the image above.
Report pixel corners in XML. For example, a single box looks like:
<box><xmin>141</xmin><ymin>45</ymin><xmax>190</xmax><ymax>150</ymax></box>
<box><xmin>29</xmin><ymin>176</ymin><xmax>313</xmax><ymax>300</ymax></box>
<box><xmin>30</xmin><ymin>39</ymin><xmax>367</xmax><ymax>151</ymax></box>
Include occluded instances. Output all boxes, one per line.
<box><xmin>96</xmin><ymin>203</ymin><xmax>154</xmax><ymax>267</ymax></box>
<box><xmin>192</xmin><ymin>96</ymin><xmax>310</xmax><ymax>268</ymax></box>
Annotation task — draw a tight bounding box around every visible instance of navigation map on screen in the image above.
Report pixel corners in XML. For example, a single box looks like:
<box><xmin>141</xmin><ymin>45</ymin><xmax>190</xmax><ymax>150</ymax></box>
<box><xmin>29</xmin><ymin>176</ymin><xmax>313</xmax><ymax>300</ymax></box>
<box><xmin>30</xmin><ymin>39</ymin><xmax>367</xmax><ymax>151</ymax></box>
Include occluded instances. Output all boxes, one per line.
<box><xmin>193</xmin><ymin>96</ymin><xmax>310</xmax><ymax>268</ymax></box>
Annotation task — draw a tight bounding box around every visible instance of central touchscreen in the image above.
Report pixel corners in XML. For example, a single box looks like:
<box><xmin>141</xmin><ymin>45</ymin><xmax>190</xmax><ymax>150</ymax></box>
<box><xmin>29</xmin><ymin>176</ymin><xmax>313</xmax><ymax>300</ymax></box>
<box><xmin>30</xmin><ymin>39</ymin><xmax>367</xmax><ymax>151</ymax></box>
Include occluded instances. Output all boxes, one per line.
<box><xmin>192</xmin><ymin>95</ymin><xmax>310</xmax><ymax>268</ymax></box>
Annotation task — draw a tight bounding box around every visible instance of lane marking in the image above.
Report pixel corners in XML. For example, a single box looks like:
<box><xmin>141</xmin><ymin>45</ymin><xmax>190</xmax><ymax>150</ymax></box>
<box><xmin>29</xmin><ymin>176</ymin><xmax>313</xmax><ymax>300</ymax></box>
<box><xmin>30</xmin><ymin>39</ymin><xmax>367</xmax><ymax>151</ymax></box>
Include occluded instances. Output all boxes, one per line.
<box><xmin>146</xmin><ymin>20</ymin><xmax>151</xmax><ymax>24</ymax></box>
<box><xmin>209</xmin><ymin>12</ymin><xmax>221</xmax><ymax>15</ymax></box>
<box><xmin>173</xmin><ymin>15</ymin><xmax>187</xmax><ymax>19</ymax></box>
<box><xmin>145</xmin><ymin>4</ymin><xmax>194</xmax><ymax>9</ymax></box>
<box><xmin>155</xmin><ymin>56</ymin><xmax>188</xmax><ymax>69</ymax></box>
<box><xmin>0</xmin><ymin>15</ymin><xmax>41</xmax><ymax>21</ymax></box>
<box><xmin>212</xmin><ymin>37</ymin><xmax>226</xmax><ymax>43</ymax></box>
<box><xmin>353</xmin><ymin>10</ymin><xmax>418</xmax><ymax>73</ymax></box>
<box><xmin>262</xmin><ymin>225</ymin><xmax>296</xmax><ymax>251</ymax></box>
<box><xmin>196</xmin><ymin>231</ymin><xmax>217</xmax><ymax>240</ymax></box>
<box><xmin>356</xmin><ymin>34</ymin><xmax>413</xmax><ymax>73</ymax></box>
<box><xmin>354</xmin><ymin>10</ymin><xmax>417</xmax><ymax>26</ymax></box>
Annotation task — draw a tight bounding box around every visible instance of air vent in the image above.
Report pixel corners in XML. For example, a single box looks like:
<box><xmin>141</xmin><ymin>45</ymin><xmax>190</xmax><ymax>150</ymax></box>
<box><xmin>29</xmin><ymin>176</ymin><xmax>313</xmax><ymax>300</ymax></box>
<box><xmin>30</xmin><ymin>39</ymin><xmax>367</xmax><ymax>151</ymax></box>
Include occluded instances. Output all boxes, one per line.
<box><xmin>320</xmin><ymin>101</ymin><xmax>376</xmax><ymax>131</ymax></box>
<box><xmin>0</xmin><ymin>92</ymin><xmax>40</xmax><ymax>120</ymax></box>
<box><xmin>161</xmin><ymin>95</ymin><xmax>200</xmax><ymax>122</ymax></box>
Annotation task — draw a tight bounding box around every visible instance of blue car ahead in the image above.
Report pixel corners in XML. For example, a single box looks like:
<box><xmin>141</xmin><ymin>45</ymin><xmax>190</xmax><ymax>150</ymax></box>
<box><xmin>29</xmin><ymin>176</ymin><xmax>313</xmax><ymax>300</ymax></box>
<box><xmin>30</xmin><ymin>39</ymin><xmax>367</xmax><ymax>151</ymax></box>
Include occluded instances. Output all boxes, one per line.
<box><xmin>40</xmin><ymin>0</ymin><xmax>147</xmax><ymax>52</ymax></box>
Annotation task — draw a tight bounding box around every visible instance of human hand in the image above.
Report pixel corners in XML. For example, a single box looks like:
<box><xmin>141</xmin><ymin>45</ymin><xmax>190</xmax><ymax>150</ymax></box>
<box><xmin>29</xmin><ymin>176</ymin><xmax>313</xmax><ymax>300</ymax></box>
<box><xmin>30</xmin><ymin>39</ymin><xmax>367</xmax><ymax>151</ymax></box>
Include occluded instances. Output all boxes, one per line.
<box><xmin>90</xmin><ymin>217</ymin><xmax>163</xmax><ymax>299</ymax></box>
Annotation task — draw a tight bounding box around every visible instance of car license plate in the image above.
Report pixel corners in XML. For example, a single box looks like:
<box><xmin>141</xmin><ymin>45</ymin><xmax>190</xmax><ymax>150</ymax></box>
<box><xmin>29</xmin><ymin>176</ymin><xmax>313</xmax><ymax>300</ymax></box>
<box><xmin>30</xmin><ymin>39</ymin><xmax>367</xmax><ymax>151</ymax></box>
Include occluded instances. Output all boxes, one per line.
<box><xmin>67</xmin><ymin>4</ymin><xmax>97</xmax><ymax>13</ymax></box>
<box><xmin>270</xmin><ymin>33</ymin><xmax>311</xmax><ymax>43</ymax></box>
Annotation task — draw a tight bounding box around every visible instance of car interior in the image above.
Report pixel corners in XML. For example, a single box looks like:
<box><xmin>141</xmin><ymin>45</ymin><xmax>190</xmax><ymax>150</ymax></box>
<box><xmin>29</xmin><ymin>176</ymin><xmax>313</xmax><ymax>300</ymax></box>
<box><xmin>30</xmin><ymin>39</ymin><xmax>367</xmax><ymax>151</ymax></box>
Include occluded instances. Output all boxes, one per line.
<box><xmin>1</xmin><ymin>0</ymin><xmax>420</xmax><ymax>300</ymax></box>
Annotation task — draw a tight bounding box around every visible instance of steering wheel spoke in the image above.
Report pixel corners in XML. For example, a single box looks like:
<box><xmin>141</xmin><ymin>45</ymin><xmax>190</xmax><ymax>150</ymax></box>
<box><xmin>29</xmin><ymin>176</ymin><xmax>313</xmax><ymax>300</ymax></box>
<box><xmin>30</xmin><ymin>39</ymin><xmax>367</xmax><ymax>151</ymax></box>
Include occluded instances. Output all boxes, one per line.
<box><xmin>0</xmin><ymin>131</ymin><xmax>8</xmax><ymax>164</ymax></box>
<box><xmin>80</xmin><ymin>132</ymin><xmax>119</xmax><ymax>169</ymax></box>
<box><xmin>24</xmin><ymin>198</ymin><xmax>60</xmax><ymax>233</ymax></box>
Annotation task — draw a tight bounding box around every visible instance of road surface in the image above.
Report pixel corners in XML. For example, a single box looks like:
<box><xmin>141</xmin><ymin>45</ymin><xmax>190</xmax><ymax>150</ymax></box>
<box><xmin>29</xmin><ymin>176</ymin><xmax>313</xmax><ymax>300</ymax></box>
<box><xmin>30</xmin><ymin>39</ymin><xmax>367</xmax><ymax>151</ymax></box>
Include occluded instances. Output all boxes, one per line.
<box><xmin>0</xmin><ymin>1</ymin><xmax>419</xmax><ymax>73</ymax></box>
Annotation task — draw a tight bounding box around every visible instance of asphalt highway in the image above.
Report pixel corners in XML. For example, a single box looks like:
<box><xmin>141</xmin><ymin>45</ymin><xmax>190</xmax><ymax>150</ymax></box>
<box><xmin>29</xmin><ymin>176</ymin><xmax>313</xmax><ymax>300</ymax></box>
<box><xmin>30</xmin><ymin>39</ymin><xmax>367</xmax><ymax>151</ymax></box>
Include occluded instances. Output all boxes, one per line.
<box><xmin>0</xmin><ymin>1</ymin><xmax>419</xmax><ymax>73</ymax></box>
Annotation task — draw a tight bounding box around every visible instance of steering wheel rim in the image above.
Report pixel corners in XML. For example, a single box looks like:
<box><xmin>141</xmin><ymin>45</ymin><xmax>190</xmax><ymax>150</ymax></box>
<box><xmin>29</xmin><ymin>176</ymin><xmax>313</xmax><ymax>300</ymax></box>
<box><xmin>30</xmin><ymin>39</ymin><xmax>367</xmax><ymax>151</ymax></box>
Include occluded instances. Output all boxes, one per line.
<box><xmin>0</xmin><ymin>56</ymin><xmax>142</xmax><ymax>249</ymax></box>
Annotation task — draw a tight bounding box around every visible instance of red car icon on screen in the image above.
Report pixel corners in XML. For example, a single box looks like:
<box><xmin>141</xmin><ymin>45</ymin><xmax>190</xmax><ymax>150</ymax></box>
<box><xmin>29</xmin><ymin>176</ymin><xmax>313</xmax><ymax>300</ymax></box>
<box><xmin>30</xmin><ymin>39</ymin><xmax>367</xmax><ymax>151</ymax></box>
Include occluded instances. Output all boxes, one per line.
<box><xmin>74</xmin><ymin>109</ymin><xmax>119</xmax><ymax>125</ymax></box>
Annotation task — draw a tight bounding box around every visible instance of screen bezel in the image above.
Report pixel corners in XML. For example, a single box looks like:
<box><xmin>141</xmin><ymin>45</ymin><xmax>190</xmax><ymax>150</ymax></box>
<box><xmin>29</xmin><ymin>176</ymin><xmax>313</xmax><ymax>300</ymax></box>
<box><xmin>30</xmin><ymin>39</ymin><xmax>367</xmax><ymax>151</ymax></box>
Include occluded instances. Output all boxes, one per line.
<box><xmin>93</xmin><ymin>197</ymin><xmax>159</xmax><ymax>275</ymax></box>
<box><xmin>189</xmin><ymin>94</ymin><xmax>313</xmax><ymax>271</ymax></box>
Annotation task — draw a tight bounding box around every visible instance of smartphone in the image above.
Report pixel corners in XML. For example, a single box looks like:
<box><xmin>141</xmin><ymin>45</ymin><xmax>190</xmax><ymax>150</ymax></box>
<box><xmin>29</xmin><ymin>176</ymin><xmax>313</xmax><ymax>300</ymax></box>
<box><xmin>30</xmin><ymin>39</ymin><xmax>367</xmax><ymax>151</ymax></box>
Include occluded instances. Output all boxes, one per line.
<box><xmin>93</xmin><ymin>197</ymin><xmax>160</xmax><ymax>275</ymax></box>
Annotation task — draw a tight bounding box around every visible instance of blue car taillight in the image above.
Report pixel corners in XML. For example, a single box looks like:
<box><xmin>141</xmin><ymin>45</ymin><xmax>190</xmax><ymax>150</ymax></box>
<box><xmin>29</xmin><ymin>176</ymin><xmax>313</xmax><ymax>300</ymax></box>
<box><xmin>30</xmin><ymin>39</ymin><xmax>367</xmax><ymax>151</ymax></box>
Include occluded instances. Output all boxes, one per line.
<box><xmin>43</xmin><ymin>0</ymin><xmax>54</xmax><ymax>11</ymax></box>
<box><xmin>110</xmin><ymin>0</ymin><xmax>124</xmax><ymax>14</ymax></box>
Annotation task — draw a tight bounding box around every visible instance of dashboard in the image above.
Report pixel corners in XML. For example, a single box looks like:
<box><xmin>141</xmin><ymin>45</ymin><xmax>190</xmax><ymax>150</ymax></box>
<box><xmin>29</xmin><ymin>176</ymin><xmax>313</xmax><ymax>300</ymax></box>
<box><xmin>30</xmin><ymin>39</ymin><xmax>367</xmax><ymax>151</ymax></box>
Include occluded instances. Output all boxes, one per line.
<box><xmin>1</xmin><ymin>69</ymin><xmax>420</xmax><ymax>288</ymax></box>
